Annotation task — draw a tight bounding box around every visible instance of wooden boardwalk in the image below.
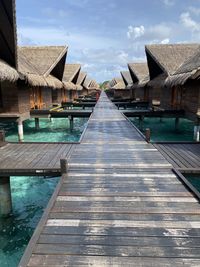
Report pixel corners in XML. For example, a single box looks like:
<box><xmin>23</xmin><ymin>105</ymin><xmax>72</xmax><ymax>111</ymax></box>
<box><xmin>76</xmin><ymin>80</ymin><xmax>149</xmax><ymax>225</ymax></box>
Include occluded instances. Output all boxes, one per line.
<box><xmin>155</xmin><ymin>143</ymin><xmax>200</xmax><ymax>173</ymax></box>
<box><xmin>0</xmin><ymin>143</ymin><xmax>73</xmax><ymax>176</ymax></box>
<box><xmin>19</xmin><ymin>92</ymin><xmax>200</xmax><ymax>266</ymax></box>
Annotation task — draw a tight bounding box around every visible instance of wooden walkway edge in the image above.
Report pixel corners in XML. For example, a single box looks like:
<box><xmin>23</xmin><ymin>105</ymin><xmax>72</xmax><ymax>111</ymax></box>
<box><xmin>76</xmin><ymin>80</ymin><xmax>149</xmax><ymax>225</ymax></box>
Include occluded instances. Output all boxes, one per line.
<box><xmin>19</xmin><ymin>92</ymin><xmax>200</xmax><ymax>267</ymax></box>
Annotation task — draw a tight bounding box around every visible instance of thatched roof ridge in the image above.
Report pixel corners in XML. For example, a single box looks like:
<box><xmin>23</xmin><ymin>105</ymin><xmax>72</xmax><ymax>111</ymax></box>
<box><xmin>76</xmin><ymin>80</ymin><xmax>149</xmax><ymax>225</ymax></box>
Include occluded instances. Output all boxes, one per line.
<box><xmin>77</xmin><ymin>72</ymin><xmax>87</xmax><ymax>86</ymax></box>
<box><xmin>63</xmin><ymin>64</ymin><xmax>81</xmax><ymax>83</ymax></box>
<box><xmin>128</xmin><ymin>63</ymin><xmax>149</xmax><ymax>84</ymax></box>
<box><xmin>18</xmin><ymin>46</ymin><xmax>68</xmax><ymax>77</ymax></box>
<box><xmin>121</xmin><ymin>71</ymin><xmax>133</xmax><ymax>87</ymax></box>
<box><xmin>145</xmin><ymin>44</ymin><xmax>199</xmax><ymax>79</ymax></box>
<box><xmin>0</xmin><ymin>59</ymin><xmax>19</xmax><ymax>82</ymax></box>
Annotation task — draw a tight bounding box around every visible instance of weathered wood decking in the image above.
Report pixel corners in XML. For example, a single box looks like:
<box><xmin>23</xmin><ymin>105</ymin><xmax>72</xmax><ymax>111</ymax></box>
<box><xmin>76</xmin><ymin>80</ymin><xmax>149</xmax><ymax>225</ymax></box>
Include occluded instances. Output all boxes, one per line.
<box><xmin>155</xmin><ymin>143</ymin><xmax>200</xmax><ymax>173</ymax></box>
<box><xmin>20</xmin><ymin>91</ymin><xmax>200</xmax><ymax>267</ymax></box>
<box><xmin>0</xmin><ymin>143</ymin><xmax>73</xmax><ymax>176</ymax></box>
<box><xmin>19</xmin><ymin>92</ymin><xmax>200</xmax><ymax>266</ymax></box>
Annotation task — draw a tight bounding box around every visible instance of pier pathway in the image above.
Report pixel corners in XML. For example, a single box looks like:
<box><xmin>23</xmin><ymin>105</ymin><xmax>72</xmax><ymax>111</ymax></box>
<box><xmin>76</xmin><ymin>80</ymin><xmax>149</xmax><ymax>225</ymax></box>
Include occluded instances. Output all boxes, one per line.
<box><xmin>19</xmin><ymin>92</ymin><xmax>200</xmax><ymax>266</ymax></box>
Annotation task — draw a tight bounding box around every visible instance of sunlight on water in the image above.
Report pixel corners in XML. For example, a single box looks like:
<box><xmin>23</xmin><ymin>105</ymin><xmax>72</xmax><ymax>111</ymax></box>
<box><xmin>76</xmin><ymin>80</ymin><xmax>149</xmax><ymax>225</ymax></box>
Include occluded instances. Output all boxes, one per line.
<box><xmin>130</xmin><ymin>117</ymin><xmax>194</xmax><ymax>142</ymax></box>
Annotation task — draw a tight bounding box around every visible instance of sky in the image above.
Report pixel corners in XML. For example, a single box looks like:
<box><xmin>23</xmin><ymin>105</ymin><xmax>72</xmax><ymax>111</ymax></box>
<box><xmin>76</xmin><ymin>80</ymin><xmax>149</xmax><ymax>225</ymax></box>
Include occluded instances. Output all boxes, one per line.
<box><xmin>16</xmin><ymin>0</ymin><xmax>200</xmax><ymax>82</ymax></box>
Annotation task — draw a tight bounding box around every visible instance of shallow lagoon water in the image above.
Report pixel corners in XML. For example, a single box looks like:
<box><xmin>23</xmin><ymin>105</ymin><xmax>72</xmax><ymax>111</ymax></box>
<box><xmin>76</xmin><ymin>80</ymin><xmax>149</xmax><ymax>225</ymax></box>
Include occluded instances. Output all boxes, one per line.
<box><xmin>185</xmin><ymin>175</ymin><xmax>200</xmax><ymax>192</ymax></box>
<box><xmin>0</xmin><ymin>117</ymin><xmax>88</xmax><ymax>267</ymax></box>
<box><xmin>130</xmin><ymin>117</ymin><xmax>194</xmax><ymax>142</ymax></box>
<box><xmin>1</xmin><ymin>117</ymin><xmax>88</xmax><ymax>142</ymax></box>
<box><xmin>0</xmin><ymin>176</ymin><xmax>59</xmax><ymax>267</ymax></box>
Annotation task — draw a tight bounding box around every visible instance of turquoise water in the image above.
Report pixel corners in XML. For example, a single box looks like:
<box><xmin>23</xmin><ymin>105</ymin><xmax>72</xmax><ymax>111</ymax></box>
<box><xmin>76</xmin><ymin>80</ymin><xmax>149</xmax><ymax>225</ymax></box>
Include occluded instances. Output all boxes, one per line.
<box><xmin>0</xmin><ymin>176</ymin><xmax>59</xmax><ymax>267</ymax></box>
<box><xmin>0</xmin><ymin>118</ymin><xmax>88</xmax><ymax>142</ymax></box>
<box><xmin>0</xmin><ymin>117</ymin><xmax>88</xmax><ymax>267</ymax></box>
<box><xmin>185</xmin><ymin>175</ymin><xmax>200</xmax><ymax>192</ymax></box>
<box><xmin>130</xmin><ymin>117</ymin><xmax>194</xmax><ymax>142</ymax></box>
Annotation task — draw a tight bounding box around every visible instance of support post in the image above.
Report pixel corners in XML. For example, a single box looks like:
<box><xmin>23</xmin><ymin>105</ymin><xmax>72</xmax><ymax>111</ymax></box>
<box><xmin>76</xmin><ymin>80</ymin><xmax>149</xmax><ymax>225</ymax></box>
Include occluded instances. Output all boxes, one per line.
<box><xmin>194</xmin><ymin>125</ymin><xmax>200</xmax><ymax>142</ymax></box>
<box><xmin>145</xmin><ymin>128</ymin><xmax>151</xmax><ymax>143</ymax></box>
<box><xmin>0</xmin><ymin>177</ymin><xmax>12</xmax><ymax>217</ymax></box>
<box><xmin>60</xmin><ymin>159</ymin><xmax>68</xmax><ymax>174</ymax></box>
<box><xmin>139</xmin><ymin>116</ymin><xmax>144</xmax><ymax>130</ymax></box>
<box><xmin>0</xmin><ymin>130</ymin><xmax>5</xmax><ymax>142</ymax></box>
<box><xmin>69</xmin><ymin>115</ymin><xmax>74</xmax><ymax>132</ymax></box>
<box><xmin>18</xmin><ymin>119</ymin><xmax>24</xmax><ymax>142</ymax></box>
<box><xmin>35</xmin><ymin>118</ymin><xmax>40</xmax><ymax>130</ymax></box>
<box><xmin>175</xmin><ymin>117</ymin><xmax>179</xmax><ymax>132</ymax></box>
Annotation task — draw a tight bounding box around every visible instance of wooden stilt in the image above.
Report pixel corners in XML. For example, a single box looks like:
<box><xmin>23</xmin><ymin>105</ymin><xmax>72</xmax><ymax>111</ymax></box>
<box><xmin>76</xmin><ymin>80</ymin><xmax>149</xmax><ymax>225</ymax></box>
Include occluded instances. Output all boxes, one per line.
<box><xmin>0</xmin><ymin>177</ymin><xmax>12</xmax><ymax>217</ymax></box>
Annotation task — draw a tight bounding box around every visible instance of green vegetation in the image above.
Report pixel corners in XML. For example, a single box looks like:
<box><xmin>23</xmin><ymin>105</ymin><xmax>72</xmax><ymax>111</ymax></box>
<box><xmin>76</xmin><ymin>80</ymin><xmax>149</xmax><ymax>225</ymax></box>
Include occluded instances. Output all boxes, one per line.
<box><xmin>99</xmin><ymin>80</ymin><xmax>110</xmax><ymax>90</ymax></box>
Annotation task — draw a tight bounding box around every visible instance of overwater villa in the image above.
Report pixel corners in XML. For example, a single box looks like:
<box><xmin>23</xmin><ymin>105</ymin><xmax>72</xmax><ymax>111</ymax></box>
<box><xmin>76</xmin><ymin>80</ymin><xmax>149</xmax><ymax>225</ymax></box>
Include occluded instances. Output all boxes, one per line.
<box><xmin>164</xmin><ymin>46</ymin><xmax>200</xmax><ymax>140</ymax></box>
<box><xmin>107</xmin><ymin>77</ymin><xmax>132</xmax><ymax>99</ymax></box>
<box><xmin>145</xmin><ymin>44</ymin><xmax>199</xmax><ymax>107</ymax></box>
<box><xmin>128</xmin><ymin>63</ymin><xmax>149</xmax><ymax>102</ymax></box>
<box><xmin>87</xmin><ymin>80</ymin><xmax>100</xmax><ymax>97</ymax></box>
<box><xmin>18</xmin><ymin>46</ymin><xmax>67</xmax><ymax>109</ymax></box>
<box><xmin>62</xmin><ymin>64</ymin><xmax>81</xmax><ymax>102</ymax></box>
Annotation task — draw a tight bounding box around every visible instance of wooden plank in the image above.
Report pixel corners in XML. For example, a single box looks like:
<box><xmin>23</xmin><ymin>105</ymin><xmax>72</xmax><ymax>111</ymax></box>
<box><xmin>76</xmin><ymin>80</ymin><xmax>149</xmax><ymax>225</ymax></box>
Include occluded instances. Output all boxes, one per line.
<box><xmin>27</xmin><ymin>255</ymin><xmax>200</xmax><ymax>267</ymax></box>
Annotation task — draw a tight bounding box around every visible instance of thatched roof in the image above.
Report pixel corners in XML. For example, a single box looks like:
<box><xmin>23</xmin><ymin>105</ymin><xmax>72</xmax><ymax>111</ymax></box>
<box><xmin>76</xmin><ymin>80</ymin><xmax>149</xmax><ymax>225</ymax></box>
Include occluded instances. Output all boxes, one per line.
<box><xmin>76</xmin><ymin>85</ymin><xmax>83</xmax><ymax>91</ymax></box>
<box><xmin>77</xmin><ymin>72</ymin><xmax>87</xmax><ymax>86</ymax></box>
<box><xmin>109</xmin><ymin>78</ymin><xmax>125</xmax><ymax>89</ymax></box>
<box><xmin>46</xmin><ymin>75</ymin><xmax>63</xmax><ymax>89</ymax></box>
<box><xmin>88</xmin><ymin>80</ymin><xmax>99</xmax><ymax>90</ymax></box>
<box><xmin>165</xmin><ymin>46</ymin><xmax>200</xmax><ymax>87</ymax></box>
<box><xmin>145</xmin><ymin>44</ymin><xmax>199</xmax><ymax>80</ymax></box>
<box><xmin>0</xmin><ymin>59</ymin><xmax>19</xmax><ymax>82</ymax></box>
<box><xmin>18</xmin><ymin>46</ymin><xmax>67</xmax><ymax>76</ymax></box>
<box><xmin>63</xmin><ymin>81</ymin><xmax>77</xmax><ymax>90</ymax></box>
<box><xmin>121</xmin><ymin>71</ymin><xmax>133</xmax><ymax>88</ymax></box>
<box><xmin>17</xmin><ymin>46</ymin><xmax>67</xmax><ymax>88</ymax></box>
<box><xmin>148</xmin><ymin>73</ymin><xmax>166</xmax><ymax>88</ymax></box>
<box><xmin>128</xmin><ymin>63</ymin><xmax>149</xmax><ymax>85</ymax></box>
<box><xmin>83</xmin><ymin>78</ymin><xmax>92</xmax><ymax>89</ymax></box>
<box><xmin>62</xmin><ymin>64</ymin><xmax>81</xmax><ymax>83</ymax></box>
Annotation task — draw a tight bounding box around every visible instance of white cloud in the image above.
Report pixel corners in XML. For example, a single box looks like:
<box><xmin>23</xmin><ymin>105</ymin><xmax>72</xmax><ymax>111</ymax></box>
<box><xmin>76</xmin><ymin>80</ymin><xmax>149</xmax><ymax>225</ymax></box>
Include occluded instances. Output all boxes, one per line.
<box><xmin>162</xmin><ymin>0</ymin><xmax>175</xmax><ymax>6</ymax></box>
<box><xmin>188</xmin><ymin>7</ymin><xmax>200</xmax><ymax>16</ymax></box>
<box><xmin>127</xmin><ymin>25</ymin><xmax>145</xmax><ymax>39</ymax></box>
<box><xmin>161</xmin><ymin>38</ymin><xmax>170</xmax><ymax>44</ymax></box>
<box><xmin>127</xmin><ymin>23</ymin><xmax>171</xmax><ymax>43</ymax></box>
<box><xmin>180</xmin><ymin>12</ymin><xmax>200</xmax><ymax>32</ymax></box>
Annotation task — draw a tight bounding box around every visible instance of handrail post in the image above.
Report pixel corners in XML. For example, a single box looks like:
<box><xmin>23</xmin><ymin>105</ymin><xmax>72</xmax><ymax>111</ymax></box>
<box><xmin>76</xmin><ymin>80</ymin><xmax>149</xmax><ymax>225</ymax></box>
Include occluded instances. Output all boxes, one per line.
<box><xmin>145</xmin><ymin>128</ymin><xmax>151</xmax><ymax>143</ymax></box>
<box><xmin>60</xmin><ymin>159</ymin><xmax>68</xmax><ymax>174</ymax></box>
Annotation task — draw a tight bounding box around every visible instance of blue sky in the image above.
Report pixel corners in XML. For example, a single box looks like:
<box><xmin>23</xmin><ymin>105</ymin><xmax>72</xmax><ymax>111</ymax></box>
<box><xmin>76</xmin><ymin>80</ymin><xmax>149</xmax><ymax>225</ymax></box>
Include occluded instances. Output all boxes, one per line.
<box><xmin>16</xmin><ymin>0</ymin><xmax>200</xmax><ymax>82</ymax></box>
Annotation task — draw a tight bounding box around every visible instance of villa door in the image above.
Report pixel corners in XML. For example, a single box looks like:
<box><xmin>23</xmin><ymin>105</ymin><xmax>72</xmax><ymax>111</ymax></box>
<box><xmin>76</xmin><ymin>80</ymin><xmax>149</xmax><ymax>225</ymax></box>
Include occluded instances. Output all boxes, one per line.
<box><xmin>30</xmin><ymin>88</ymin><xmax>43</xmax><ymax>109</ymax></box>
